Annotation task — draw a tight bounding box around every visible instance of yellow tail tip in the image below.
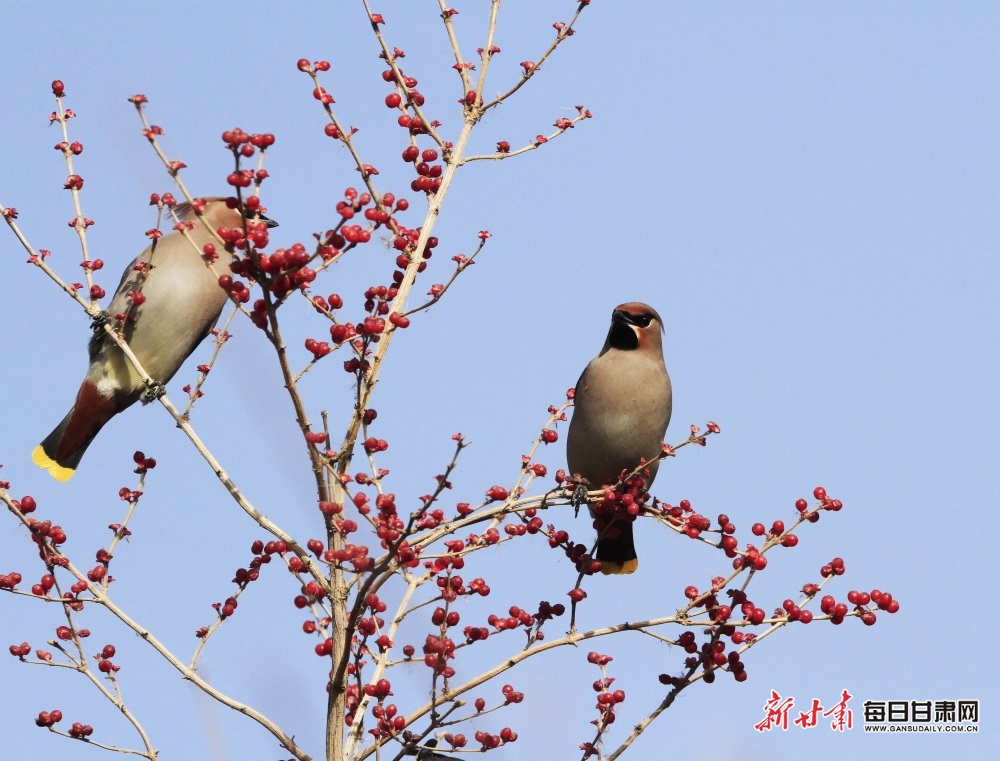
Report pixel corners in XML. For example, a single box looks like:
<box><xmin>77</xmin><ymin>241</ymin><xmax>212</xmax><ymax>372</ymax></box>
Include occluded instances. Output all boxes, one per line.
<box><xmin>32</xmin><ymin>444</ymin><xmax>76</xmax><ymax>482</ymax></box>
<box><xmin>600</xmin><ymin>558</ymin><xmax>639</xmax><ymax>575</ymax></box>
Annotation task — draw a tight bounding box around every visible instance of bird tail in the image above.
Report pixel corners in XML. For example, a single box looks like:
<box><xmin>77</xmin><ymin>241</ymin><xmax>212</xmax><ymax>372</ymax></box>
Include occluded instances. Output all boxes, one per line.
<box><xmin>596</xmin><ymin>520</ymin><xmax>639</xmax><ymax>575</ymax></box>
<box><xmin>33</xmin><ymin>381</ymin><xmax>118</xmax><ymax>482</ymax></box>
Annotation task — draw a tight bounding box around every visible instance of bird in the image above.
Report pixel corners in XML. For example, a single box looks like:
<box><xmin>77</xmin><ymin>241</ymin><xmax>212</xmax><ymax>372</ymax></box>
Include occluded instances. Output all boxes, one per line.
<box><xmin>566</xmin><ymin>302</ymin><xmax>673</xmax><ymax>574</ymax></box>
<box><xmin>33</xmin><ymin>197</ymin><xmax>275</xmax><ymax>481</ymax></box>
<box><xmin>406</xmin><ymin>738</ymin><xmax>460</xmax><ymax>760</ymax></box>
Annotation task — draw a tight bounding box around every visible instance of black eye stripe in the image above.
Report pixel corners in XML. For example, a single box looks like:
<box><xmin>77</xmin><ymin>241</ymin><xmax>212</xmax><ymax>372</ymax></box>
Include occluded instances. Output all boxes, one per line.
<box><xmin>611</xmin><ymin>307</ymin><xmax>658</xmax><ymax>333</ymax></box>
<box><xmin>615</xmin><ymin>312</ymin><xmax>652</xmax><ymax>328</ymax></box>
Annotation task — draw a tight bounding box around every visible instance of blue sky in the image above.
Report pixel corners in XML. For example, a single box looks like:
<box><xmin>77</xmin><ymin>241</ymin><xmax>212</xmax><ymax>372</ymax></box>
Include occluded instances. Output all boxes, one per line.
<box><xmin>0</xmin><ymin>2</ymin><xmax>996</xmax><ymax>760</ymax></box>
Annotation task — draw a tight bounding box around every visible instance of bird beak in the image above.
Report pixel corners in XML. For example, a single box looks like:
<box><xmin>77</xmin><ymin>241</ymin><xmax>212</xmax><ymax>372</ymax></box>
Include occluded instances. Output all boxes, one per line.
<box><xmin>611</xmin><ymin>309</ymin><xmax>630</xmax><ymax>325</ymax></box>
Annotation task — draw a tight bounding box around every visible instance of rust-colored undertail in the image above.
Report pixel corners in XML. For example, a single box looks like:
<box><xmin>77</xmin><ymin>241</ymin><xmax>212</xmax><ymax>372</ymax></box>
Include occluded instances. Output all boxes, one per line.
<box><xmin>33</xmin><ymin>381</ymin><xmax>119</xmax><ymax>482</ymax></box>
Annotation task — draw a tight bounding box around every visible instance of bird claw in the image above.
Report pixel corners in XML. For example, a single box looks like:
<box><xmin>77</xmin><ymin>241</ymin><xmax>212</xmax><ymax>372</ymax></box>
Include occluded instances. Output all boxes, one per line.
<box><xmin>571</xmin><ymin>482</ymin><xmax>590</xmax><ymax>517</ymax></box>
<box><xmin>140</xmin><ymin>381</ymin><xmax>165</xmax><ymax>404</ymax></box>
<box><xmin>90</xmin><ymin>310</ymin><xmax>112</xmax><ymax>332</ymax></box>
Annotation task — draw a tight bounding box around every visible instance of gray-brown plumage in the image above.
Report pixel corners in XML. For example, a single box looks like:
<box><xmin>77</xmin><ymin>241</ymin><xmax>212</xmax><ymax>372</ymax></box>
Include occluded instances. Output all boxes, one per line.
<box><xmin>34</xmin><ymin>197</ymin><xmax>274</xmax><ymax>481</ymax></box>
<box><xmin>566</xmin><ymin>302</ymin><xmax>672</xmax><ymax>574</ymax></box>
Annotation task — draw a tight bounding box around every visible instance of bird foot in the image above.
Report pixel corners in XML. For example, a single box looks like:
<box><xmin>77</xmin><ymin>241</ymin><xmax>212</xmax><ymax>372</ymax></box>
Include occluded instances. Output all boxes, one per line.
<box><xmin>140</xmin><ymin>380</ymin><xmax>166</xmax><ymax>404</ymax></box>
<box><xmin>571</xmin><ymin>482</ymin><xmax>590</xmax><ymax>518</ymax></box>
<box><xmin>90</xmin><ymin>310</ymin><xmax>112</xmax><ymax>333</ymax></box>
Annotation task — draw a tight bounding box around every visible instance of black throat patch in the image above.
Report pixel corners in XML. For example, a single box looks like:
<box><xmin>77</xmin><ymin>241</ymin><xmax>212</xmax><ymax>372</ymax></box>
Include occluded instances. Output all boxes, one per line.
<box><xmin>608</xmin><ymin>320</ymin><xmax>639</xmax><ymax>350</ymax></box>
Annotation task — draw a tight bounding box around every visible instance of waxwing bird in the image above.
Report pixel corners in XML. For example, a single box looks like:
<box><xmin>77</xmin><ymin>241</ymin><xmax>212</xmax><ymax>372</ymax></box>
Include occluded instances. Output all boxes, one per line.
<box><xmin>407</xmin><ymin>739</ymin><xmax>460</xmax><ymax>760</ymax></box>
<box><xmin>566</xmin><ymin>302</ymin><xmax>672</xmax><ymax>574</ymax></box>
<box><xmin>33</xmin><ymin>197</ymin><xmax>276</xmax><ymax>481</ymax></box>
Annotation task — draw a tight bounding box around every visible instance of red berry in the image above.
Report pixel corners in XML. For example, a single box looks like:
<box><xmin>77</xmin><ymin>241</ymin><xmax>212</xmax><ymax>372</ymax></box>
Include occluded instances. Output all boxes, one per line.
<box><xmin>485</xmin><ymin>486</ymin><xmax>508</xmax><ymax>501</ymax></box>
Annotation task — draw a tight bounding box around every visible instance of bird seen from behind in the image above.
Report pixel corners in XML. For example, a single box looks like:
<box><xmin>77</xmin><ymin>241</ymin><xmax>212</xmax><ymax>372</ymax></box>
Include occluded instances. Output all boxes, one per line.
<box><xmin>33</xmin><ymin>197</ymin><xmax>276</xmax><ymax>481</ymax></box>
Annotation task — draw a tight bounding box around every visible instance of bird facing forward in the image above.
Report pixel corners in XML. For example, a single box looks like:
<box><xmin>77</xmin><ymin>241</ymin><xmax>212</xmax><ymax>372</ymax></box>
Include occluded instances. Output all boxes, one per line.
<box><xmin>566</xmin><ymin>302</ymin><xmax>673</xmax><ymax>574</ymax></box>
<box><xmin>33</xmin><ymin>197</ymin><xmax>275</xmax><ymax>481</ymax></box>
